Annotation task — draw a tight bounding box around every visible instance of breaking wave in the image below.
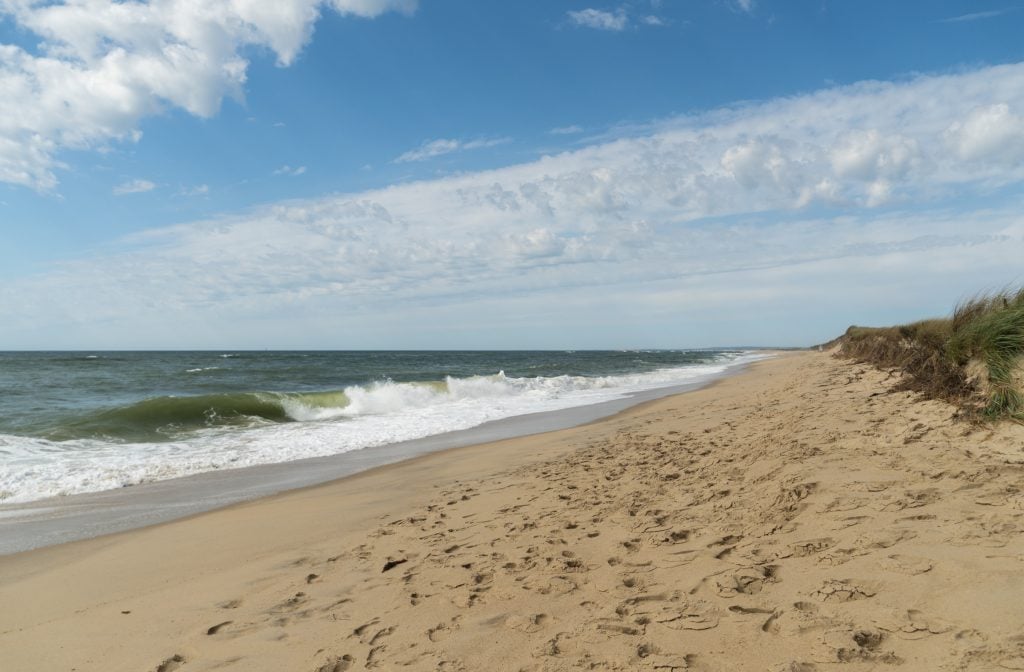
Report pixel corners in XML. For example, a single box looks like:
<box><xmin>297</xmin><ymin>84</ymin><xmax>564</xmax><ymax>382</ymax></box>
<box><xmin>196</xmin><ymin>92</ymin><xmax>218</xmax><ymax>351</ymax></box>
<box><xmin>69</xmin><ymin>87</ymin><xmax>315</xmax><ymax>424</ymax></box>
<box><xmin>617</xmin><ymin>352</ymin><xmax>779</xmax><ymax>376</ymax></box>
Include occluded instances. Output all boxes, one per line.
<box><xmin>0</xmin><ymin>353</ymin><xmax>770</xmax><ymax>503</ymax></box>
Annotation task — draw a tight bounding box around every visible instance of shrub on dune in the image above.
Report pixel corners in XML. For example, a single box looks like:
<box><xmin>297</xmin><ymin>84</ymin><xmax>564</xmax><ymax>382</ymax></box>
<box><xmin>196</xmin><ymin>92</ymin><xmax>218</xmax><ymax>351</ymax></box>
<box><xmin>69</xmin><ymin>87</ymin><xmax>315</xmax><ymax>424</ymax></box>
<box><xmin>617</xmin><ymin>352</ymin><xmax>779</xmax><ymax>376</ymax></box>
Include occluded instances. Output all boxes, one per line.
<box><xmin>838</xmin><ymin>288</ymin><xmax>1024</xmax><ymax>421</ymax></box>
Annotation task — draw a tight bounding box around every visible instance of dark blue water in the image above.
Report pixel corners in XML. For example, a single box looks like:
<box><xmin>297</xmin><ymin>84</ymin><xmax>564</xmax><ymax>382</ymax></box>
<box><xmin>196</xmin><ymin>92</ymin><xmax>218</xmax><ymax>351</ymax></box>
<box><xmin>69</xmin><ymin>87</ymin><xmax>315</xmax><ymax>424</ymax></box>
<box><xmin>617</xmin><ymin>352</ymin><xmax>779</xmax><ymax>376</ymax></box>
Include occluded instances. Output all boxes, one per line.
<box><xmin>0</xmin><ymin>350</ymin><xmax>736</xmax><ymax>441</ymax></box>
<box><xmin>0</xmin><ymin>349</ymin><xmax>759</xmax><ymax>504</ymax></box>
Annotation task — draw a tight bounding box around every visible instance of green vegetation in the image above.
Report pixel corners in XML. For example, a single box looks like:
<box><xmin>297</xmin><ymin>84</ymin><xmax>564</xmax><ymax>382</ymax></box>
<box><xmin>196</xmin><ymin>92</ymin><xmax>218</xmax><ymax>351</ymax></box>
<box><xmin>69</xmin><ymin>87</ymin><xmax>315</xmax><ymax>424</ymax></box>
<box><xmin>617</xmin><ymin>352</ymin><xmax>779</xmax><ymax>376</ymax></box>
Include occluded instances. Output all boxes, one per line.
<box><xmin>838</xmin><ymin>288</ymin><xmax>1024</xmax><ymax>421</ymax></box>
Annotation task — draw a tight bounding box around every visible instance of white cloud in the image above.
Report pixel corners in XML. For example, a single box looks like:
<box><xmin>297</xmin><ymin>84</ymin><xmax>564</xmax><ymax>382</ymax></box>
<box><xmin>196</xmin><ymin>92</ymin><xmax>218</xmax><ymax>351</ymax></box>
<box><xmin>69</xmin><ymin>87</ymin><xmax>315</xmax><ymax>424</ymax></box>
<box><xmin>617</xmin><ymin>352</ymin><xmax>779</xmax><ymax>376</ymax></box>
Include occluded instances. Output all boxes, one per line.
<box><xmin>940</xmin><ymin>9</ymin><xmax>1010</xmax><ymax>23</ymax></box>
<box><xmin>641</xmin><ymin>15</ymin><xmax>666</xmax><ymax>26</ymax></box>
<box><xmin>179</xmin><ymin>183</ymin><xmax>209</xmax><ymax>196</ymax></box>
<box><xmin>395</xmin><ymin>137</ymin><xmax>510</xmax><ymax>163</ymax></box>
<box><xmin>567</xmin><ymin>8</ymin><xmax>629</xmax><ymax>31</ymax></box>
<box><xmin>829</xmin><ymin>129</ymin><xmax>918</xmax><ymax>181</ymax></box>
<box><xmin>330</xmin><ymin>0</ymin><xmax>417</xmax><ymax>18</ymax></box>
<box><xmin>0</xmin><ymin>0</ymin><xmax>416</xmax><ymax>191</ymax></box>
<box><xmin>734</xmin><ymin>0</ymin><xmax>756</xmax><ymax>13</ymax></box>
<box><xmin>112</xmin><ymin>178</ymin><xmax>155</xmax><ymax>195</ymax></box>
<box><xmin>550</xmin><ymin>125</ymin><xmax>584</xmax><ymax>135</ymax></box>
<box><xmin>274</xmin><ymin>165</ymin><xmax>308</xmax><ymax>176</ymax></box>
<box><xmin>944</xmin><ymin>103</ymin><xmax>1024</xmax><ymax>165</ymax></box>
<box><xmin>4</xmin><ymin>63</ymin><xmax>1024</xmax><ymax>347</ymax></box>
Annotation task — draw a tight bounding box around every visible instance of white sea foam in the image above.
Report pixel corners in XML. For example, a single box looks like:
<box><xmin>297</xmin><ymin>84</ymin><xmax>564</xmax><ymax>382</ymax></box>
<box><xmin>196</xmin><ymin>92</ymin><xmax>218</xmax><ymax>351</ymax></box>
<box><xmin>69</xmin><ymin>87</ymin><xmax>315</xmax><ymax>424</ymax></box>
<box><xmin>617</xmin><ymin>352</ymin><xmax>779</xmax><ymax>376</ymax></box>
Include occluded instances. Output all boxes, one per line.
<box><xmin>0</xmin><ymin>353</ymin><xmax>770</xmax><ymax>503</ymax></box>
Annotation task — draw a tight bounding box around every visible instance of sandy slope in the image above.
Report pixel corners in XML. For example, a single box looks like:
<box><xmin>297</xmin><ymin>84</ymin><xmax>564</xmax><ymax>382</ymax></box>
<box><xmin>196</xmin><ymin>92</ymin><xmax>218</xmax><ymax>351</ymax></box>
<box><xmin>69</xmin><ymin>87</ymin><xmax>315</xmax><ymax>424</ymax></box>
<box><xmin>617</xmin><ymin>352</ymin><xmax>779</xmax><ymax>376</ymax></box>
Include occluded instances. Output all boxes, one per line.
<box><xmin>1</xmin><ymin>352</ymin><xmax>1023</xmax><ymax>672</ymax></box>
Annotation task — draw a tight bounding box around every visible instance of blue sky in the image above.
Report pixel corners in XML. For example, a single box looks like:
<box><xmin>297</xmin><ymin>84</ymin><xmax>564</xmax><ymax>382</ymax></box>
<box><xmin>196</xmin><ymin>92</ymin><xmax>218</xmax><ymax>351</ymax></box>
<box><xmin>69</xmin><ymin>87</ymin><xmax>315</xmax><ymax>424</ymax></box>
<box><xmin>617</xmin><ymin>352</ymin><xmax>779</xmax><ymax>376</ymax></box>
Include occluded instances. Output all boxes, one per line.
<box><xmin>1</xmin><ymin>0</ymin><xmax>1024</xmax><ymax>348</ymax></box>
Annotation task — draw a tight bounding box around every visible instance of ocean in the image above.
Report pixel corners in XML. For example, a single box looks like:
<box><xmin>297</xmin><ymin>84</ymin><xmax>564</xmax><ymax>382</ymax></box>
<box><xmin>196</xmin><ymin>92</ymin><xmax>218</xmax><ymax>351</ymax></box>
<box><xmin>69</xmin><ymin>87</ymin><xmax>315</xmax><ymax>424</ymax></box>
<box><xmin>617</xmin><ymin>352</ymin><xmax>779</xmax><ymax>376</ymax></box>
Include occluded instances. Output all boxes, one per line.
<box><xmin>0</xmin><ymin>350</ymin><xmax>765</xmax><ymax>505</ymax></box>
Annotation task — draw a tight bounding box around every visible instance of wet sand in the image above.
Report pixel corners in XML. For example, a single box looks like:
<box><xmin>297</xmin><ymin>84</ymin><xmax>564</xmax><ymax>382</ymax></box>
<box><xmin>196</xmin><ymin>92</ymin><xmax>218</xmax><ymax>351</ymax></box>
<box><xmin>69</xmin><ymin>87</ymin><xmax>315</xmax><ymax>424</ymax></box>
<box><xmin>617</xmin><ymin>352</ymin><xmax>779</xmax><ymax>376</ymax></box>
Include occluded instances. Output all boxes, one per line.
<box><xmin>1</xmin><ymin>351</ymin><xmax>1022</xmax><ymax>671</ymax></box>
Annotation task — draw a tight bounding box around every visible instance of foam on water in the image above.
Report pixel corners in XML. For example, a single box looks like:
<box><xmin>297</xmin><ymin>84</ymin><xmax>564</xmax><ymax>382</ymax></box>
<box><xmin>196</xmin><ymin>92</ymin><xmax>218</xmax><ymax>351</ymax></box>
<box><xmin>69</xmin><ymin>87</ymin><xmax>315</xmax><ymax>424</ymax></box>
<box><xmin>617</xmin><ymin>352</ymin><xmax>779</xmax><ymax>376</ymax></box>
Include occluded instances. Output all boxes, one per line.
<box><xmin>0</xmin><ymin>353</ymin><xmax>769</xmax><ymax>503</ymax></box>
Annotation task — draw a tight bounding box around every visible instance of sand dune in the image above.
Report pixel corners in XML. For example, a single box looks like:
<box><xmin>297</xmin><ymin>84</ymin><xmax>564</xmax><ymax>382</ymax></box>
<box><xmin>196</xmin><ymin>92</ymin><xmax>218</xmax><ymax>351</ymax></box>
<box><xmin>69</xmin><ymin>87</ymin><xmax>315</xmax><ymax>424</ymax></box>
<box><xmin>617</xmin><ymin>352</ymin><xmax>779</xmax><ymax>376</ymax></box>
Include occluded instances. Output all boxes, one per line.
<box><xmin>1</xmin><ymin>352</ymin><xmax>1023</xmax><ymax>671</ymax></box>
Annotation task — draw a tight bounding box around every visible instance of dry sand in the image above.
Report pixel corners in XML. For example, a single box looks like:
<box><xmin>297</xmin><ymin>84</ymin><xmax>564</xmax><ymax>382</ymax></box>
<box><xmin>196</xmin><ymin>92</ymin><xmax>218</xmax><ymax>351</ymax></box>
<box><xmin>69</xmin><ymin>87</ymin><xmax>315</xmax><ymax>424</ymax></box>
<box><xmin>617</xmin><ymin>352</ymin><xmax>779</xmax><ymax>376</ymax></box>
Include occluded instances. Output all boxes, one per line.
<box><xmin>1</xmin><ymin>352</ymin><xmax>1023</xmax><ymax>671</ymax></box>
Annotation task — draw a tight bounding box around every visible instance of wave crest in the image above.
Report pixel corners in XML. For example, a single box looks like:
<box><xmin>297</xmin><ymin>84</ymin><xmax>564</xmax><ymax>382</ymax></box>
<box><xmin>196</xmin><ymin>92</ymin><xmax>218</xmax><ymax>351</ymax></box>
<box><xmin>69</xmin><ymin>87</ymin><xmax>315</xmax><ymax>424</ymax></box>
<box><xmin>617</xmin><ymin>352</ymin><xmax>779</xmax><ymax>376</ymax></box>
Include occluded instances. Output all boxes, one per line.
<box><xmin>1</xmin><ymin>353</ymin><xmax>771</xmax><ymax>503</ymax></box>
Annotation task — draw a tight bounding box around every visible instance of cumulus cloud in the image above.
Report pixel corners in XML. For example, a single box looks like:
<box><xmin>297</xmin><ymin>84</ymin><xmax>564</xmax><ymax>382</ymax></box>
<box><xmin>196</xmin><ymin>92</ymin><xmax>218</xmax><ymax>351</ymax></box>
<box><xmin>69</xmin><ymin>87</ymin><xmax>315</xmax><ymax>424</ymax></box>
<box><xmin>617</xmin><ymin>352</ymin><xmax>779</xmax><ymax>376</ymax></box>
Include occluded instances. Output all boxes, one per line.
<box><xmin>829</xmin><ymin>129</ymin><xmax>918</xmax><ymax>181</ymax></box>
<box><xmin>274</xmin><ymin>165</ymin><xmax>308</xmax><ymax>176</ymax></box>
<box><xmin>112</xmin><ymin>178</ymin><xmax>155</xmax><ymax>195</ymax></box>
<box><xmin>567</xmin><ymin>8</ymin><xmax>629</xmax><ymax>31</ymax></box>
<box><xmin>4</xmin><ymin>63</ymin><xmax>1024</xmax><ymax>347</ymax></box>
<box><xmin>944</xmin><ymin>103</ymin><xmax>1024</xmax><ymax>165</ymax></box>
<box><xmin>395</xmin><ymin>137</ymin><xmax>510</xmax><ymax>163</ymax></box>
<box><xmin>179</xmin><ymin>183</ymin><xmax>209</xmax><ymax>196</ymax></box>
<box><xmin>0</xmin><ymin>0</ymin><xmax>416</xmax><ymax>191</ymax></box>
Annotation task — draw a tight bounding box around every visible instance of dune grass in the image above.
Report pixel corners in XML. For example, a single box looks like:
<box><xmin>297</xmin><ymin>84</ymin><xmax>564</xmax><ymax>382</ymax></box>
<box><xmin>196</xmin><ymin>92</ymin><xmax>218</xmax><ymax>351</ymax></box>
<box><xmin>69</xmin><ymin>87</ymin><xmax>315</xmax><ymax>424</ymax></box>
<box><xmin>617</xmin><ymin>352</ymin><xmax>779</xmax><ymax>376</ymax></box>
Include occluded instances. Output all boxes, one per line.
<box><xmin>838</xmin><ymin>288</ymin><xmax>1024</xmax><ymax>421</ymax></box>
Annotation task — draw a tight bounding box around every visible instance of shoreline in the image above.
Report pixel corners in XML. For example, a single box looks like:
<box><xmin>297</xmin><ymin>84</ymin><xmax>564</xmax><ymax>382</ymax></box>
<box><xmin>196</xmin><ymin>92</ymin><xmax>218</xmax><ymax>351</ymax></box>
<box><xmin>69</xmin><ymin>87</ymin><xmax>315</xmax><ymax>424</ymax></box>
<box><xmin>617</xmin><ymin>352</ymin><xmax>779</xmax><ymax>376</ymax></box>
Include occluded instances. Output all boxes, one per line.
<box><xmin>0</xmin><ymin>352</ymin><xmax>772</xmax><ymax>555</ymax></box>
<box><xmin>2</xmin><ymin>351</ymin><xmax>1022</xmax><ymax>671</ymax></box>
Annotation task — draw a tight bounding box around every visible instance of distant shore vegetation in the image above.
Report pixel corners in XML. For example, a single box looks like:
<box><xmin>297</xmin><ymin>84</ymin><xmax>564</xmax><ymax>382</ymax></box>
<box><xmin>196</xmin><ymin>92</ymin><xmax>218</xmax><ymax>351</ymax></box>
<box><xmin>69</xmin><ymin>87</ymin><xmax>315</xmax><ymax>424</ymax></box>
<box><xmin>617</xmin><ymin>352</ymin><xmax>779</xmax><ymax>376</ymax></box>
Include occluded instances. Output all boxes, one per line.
<box><xmin>838</xmin><ymin>288</ymin><xmax>1024</xmax><ymax>421</ymax></box>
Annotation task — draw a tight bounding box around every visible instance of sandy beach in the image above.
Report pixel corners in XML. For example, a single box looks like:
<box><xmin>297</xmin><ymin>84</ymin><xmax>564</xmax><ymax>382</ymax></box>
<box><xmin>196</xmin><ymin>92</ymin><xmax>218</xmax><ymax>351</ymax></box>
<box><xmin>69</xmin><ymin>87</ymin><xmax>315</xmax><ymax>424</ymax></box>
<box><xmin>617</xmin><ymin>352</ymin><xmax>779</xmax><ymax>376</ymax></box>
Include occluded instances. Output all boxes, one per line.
<box><xmin>2</xmin><ymin>351</ymin><xmax>1023</xmax><ymax>671</ymax></box>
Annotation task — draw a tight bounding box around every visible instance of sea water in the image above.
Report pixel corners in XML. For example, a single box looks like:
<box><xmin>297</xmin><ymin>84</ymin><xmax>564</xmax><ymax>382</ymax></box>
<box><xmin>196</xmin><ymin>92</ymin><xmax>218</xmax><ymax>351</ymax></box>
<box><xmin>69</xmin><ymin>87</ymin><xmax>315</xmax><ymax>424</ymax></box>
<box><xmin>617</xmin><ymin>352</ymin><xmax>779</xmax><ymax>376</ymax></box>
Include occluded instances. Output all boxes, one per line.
<box><xmin>0</xmin><ymin>350</ymin><xmax>766</xmax><ymax>504</ymax></box>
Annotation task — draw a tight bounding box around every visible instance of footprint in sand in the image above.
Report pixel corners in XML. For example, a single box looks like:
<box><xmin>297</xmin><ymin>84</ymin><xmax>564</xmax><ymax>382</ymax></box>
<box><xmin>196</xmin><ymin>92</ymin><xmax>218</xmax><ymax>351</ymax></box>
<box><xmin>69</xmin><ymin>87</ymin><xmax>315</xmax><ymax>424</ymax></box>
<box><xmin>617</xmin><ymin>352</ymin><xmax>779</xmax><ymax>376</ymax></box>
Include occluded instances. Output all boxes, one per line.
<box><xmin>819</xmin><ymin>496</ymin><xmax>867</xmax><ymax>513</ymax></box>
<box><xmin>789</xmin><ymin>538</ymin><xmax>836</xmax><ymax>557</ymax></box>
<box><xmin>648</xmin><ymin>599</ymin><xmax>720</xmax><ymax>631</ymax></box>
<box><xmin>831</xmin><ymin>515</ymin><xmax>870</xmax><ymax>530</ymax></box>
<box><xmin>351</xmin><ymin>618</ymin><xmax>381</xmax><ymax>643</ymax></box>
<box><xmin>769</xmin><ymin>601</ymin><xmax>842</xmax><ymax>638</ymax></box>
<box><xmin>820</xmin><ymin>528</ymin><xmax>917</xmax><ymax>566</ymax></box>
<box><xmin>155</xmin><ymin>654</ymin><xmax>186</xmax><ymax>672</ymax></box>
<box><xmin>427</xmin><ymin>616</ymin><xmax>461</xmax><ymax>642</ymax></box>
<box><xmin>888</xmin><ymin>609</ymin><xmax>953</xmax><ymax>640</ymax></box>
<box><xmin>973</xmin><ymin>489</ymin><xmax>1016</xmax><ymax>507</ymax></box>
<box><xmin>534</xmin><ymin>631</ymin><xmax>579</xmax><ymax>659</ymax></box>
<box><xmin>618</xmin><ymin>574</ymin><xmax>647</xmax><ymax>593</ymax></box>
<box><xmin>812</xmin><ymin>579</ymin><xmax>879</xmax><ymax>602</ymax></box>
<box><xmin>315</xmin><ymin>654</ymin><xmax>355</xmax><ymax>672</ymax></box>
<box><xmin>525</xmin><ymin>575</ymin><xmax>578</xmax><ymax>596</ymax></box>
<box><xmin>877</xmin><ymin>553</ymin><xmax>934</xmax><ymax>575</ymax></box>
<box><xmin>715</xmin><ymin>565</ymin><xmax>780</xmax><ymax>597</ymax></box>
<box><xmin>726</xmin><ymin>605</ymin><xmax>782</xmax><ymax>633</ymax></box>
<box><xmin>878</xmin><ymin>488</ymin><xmax>941</xmax><ymax>512</ymax></box>
<box><xmin>594</xmin><ymin>618</ymin><xmax>643</xmax><ymax>636</ymax></box>
<box><xmin>822</xmin><ymin>628</ymin><xmax>902</xmax><ymax>665</ymax></box>
<box><xmin>861</xmin><ymin>527</ymin><xmax>918</xmax><ymax>551</ymax></box>
<box><xmin>770</xmin><ymin>663</ymin><xmax>817</xmax><ymax>672</ymax></box>
<box><xmin>505</xmin><ymin>613</ymin><xmax>551</xmax><ymax>633</ymax></box>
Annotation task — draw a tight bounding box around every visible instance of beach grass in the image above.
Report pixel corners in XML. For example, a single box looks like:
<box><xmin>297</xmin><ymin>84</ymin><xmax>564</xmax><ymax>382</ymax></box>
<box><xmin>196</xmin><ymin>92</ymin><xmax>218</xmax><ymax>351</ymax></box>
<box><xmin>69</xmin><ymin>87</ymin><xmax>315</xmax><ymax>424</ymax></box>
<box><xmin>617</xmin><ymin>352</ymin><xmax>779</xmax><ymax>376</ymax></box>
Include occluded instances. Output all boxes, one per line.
<box><xmin>839</xmin><ymin>288</ymin><xmax>1024</xmax><ymax>420</ymax></box>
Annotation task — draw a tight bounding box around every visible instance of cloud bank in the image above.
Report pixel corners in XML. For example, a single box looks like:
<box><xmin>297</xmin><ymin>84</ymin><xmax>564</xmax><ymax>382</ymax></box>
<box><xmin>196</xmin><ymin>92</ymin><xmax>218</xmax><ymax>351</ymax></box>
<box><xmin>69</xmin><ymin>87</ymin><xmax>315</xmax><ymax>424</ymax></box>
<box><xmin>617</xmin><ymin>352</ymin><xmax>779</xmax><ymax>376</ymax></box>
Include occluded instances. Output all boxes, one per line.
<box><xmin>0</xmin><ymin>0</ymin><xmax>416</xmax><ymax>190</ymax></box>
<box><xmin>5</xmin><ymin>63</ymin><xmax>1024</xmax><ymax>347</ymax></box>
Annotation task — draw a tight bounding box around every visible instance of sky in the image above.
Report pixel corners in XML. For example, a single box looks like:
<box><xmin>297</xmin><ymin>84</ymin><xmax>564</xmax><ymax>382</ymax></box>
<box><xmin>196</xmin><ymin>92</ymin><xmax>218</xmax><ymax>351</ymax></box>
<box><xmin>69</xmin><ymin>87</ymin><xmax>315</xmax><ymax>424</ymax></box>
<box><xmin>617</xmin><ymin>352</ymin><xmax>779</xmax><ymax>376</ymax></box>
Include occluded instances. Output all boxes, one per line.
<box><xmin>1</xmin><ymin>0</ymin><xmax>1024</xmax><ymax>349</ymax></box>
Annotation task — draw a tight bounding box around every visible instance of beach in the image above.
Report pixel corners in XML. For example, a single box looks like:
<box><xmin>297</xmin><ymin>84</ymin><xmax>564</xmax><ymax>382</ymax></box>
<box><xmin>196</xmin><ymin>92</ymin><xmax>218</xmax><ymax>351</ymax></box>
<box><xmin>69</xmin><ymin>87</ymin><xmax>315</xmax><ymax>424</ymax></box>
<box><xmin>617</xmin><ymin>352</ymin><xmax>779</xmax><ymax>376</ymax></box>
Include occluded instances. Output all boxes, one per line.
<box><xmin>2</xmin><ymin>350</ymin><xmax>1023</xmax><ymax>671</ymax></box>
